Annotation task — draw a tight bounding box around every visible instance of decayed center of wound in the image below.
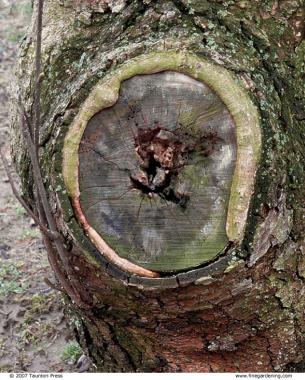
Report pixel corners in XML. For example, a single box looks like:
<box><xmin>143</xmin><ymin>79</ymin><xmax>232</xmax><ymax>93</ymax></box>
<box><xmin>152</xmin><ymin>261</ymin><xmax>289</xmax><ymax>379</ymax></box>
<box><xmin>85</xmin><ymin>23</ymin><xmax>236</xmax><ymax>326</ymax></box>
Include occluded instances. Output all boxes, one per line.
<box><xmin>130</xmin><ymin>126</ymin><xmax>190</xmax><ymax>208</ymax></box>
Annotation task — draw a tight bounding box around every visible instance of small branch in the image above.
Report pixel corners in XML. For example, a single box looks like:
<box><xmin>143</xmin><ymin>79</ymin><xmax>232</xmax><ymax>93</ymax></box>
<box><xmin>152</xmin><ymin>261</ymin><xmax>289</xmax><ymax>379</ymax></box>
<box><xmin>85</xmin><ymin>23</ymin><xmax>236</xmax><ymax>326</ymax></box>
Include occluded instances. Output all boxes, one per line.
<box><xmin>0</xmin><ymin>147</ymin><xmax>60</xmax><ymax>241</ymax></box>
<box><xmin>43</xmin><ymin>236</ymin><xmax>92</xmax><ymax>310</ymax></box>
<box><xmin>7</xmin><ymin>0</ymin><xmax>93</xmax><ymax>310</ymax></box>
<box><xmin>33</xmin><ymin>0</ymin><xmax>44</xmax><ymax>148</ymax></box>
<box><xmin>19</xmin><ymin>104</ymin><xmax>58</xmax><ymax>239</ymax></box>
<box><xmin>19</xmin><ymin>104</ymin><xmax>92</xmax><ymax>308</ymax></box>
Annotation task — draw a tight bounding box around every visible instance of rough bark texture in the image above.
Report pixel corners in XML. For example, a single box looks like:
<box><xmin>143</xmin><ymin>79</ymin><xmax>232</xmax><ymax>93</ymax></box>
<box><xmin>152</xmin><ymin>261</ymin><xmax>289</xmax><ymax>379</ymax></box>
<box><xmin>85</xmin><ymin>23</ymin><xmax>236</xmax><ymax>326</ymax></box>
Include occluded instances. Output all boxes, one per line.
<box><xmin>11</xmin><ymin>0</ymin><xmax>305</xmax><ymax>372</ymax></box>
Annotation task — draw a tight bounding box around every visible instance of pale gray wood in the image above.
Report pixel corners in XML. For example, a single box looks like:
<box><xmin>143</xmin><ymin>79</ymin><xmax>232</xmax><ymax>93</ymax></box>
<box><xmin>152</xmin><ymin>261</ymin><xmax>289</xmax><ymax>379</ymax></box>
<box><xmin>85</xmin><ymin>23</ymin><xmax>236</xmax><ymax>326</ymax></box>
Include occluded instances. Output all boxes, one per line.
<box><xmin>79</xmin><ymin>71</ymin><xmax>237</xmax><ymax>271</ymax></box>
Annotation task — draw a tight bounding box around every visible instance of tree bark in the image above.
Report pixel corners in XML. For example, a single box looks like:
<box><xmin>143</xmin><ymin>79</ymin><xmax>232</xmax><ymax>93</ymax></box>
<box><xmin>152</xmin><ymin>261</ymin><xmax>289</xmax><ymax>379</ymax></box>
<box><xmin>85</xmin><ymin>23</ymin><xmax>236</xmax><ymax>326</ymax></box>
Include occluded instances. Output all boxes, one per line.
<box><xmin>11</xmin><ymin>0</ymin><xmax>305</xmax><ymax>372</ymax></box>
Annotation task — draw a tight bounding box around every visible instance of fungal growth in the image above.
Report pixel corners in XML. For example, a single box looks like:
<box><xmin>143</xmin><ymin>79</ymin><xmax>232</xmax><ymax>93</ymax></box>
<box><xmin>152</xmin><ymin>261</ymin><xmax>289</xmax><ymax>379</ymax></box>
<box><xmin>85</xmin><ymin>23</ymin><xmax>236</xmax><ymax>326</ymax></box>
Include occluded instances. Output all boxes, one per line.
<box><xmin>78</xmin><ymin>71</ymin><xmax>237</xmax><ymax>272</ymax></box>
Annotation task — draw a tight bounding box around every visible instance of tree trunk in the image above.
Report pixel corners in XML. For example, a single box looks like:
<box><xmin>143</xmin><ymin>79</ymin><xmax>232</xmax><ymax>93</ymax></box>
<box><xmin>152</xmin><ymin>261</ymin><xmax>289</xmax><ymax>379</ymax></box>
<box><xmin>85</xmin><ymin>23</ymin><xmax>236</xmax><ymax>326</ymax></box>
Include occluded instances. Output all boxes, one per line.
<box><xmin>11</xmin><ymin>0</ymin><xmax>305</xmax><ymax>372</ymax></box>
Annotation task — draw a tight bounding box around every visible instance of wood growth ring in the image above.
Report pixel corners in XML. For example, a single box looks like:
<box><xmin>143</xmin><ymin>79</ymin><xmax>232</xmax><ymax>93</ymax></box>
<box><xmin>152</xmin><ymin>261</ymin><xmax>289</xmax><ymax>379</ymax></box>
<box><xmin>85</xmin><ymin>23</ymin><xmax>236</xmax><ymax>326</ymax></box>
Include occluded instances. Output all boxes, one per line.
<box><xmin>62</xmin><ymin>52</ymin><xmax>261</xmax><ymax>277</ymax></box>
